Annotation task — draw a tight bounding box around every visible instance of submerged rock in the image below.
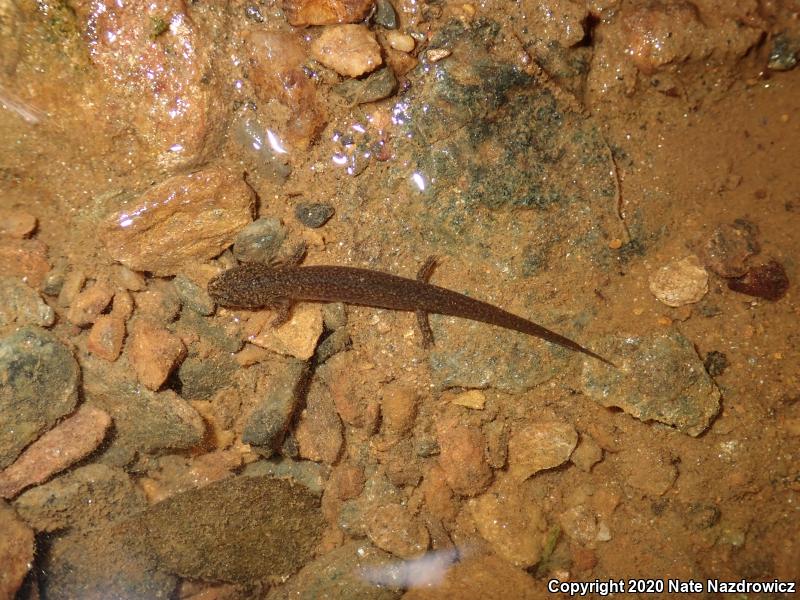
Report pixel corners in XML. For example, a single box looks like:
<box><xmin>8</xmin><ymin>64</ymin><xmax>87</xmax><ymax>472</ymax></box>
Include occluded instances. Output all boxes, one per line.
<box><xmin>580</xmin><ymin>331</ymin><xmax>721</xmax><ymax>436</ymax></box>
<box><xmin>0</xmin><ymin>326</ymin><xmax>80</xmax><ymax>469</ymax></box>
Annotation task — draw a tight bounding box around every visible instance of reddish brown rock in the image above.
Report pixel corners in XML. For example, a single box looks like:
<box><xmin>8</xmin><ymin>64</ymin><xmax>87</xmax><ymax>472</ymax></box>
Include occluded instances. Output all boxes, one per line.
<box><xmin>87</xmin><ymin>314</ymin><xmax>126</xmax><ymax>361</ymax></box>
<box><xmin>0</xmin><ymin>405</ymin><xmax>112</xmax><ymax>499</ymax></box>
<box><xmin>67</xmin><ymin>281</ymin><xmax>114</xmax><ymax>326</ymax></box>
<box><xmin>246</xmin><ymin>31</ymin><xmax>326</xmax><ymax>149</ymax></box>
<box><xmin>0</xmin><ymin>502</ymin><xmax>34</xmax><ymax>599</ymax></box>
<box><xmin>380</xmin><ymin>382</ymin><xmax>418</xmax><ymax>436</ymax></box>
<box><xmin>700</xmin><ymin>222</ymin><xmax>759</xmax><ymax>277</ymax></box>
<box><xmin>0</xmin><ymin>238</ymin><xmax>49</xmax><ymax>288</ymax></box>
<box><xmin>419</xmin><ymin>464</ymin><xmax>459</xmax><ymax>523</ymax></box>
<box><xmin>128</xmin><ymin>319</ymin><xmax>187</xmax><ymax>390</ymax></box>
<box><xmin>311</xmin><ymin>25</ymin><xmax>382</xmax><ymax>77</ymax></box>
<box><xmin>436</xmin><ymin>416</ymin><xmax>492</xmax><ymax>496</ymax></box>
<box><xmin>0</xmin><ymin>208</ymin><xmax>36</xmax><ymax>238</ymax></box>
<box><xmin>284</xmin><ymin>0</ymin><xmax>374</xmax><ymax>26</ymax></box>
<box><xmin>100</xmin><ymin>169</ymin><xmax>254</xmax><ymax>276</ymax></box>
<box><xmin>74</xmin><ymin>0</ymin><xmax>226</xmax><ymax>169</ymax></box>
<box><xmin>133</xmin><ymin>281</ymin><xmax>181</xmax><ymax>325</ymax></box>
<box><xmin>327</xmin><ymin>464</ymin><xmax>365</xmax><ymax>500</ymax></box>
<box><xmin>728</xmin><ymin>260</ymin><xmax>789</xmax><ymax>301</ymax></box>
<box><xmin>365</xmin><ymin>503</ymin><xmax>430</xmax><ymax>558</ymax></box>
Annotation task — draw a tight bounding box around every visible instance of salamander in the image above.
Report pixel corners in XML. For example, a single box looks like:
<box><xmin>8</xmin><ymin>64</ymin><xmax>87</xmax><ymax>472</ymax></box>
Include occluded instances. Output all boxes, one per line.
<box><xmin>207</xmin><ymin>255</ymin><xmax>614</xmax><ymax>366</ymax></box>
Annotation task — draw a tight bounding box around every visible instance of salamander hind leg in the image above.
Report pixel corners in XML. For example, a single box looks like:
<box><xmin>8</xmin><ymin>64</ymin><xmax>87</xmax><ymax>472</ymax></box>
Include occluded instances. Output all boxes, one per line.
<box><xmin>416</xmin><ymin>310</ymin><xmax>435</xmax><ymax>348</ymax></box>
<box><xmin>417</xmin><ymin>255</ymin><xmax>439</xmax><ymax>282</ymax></box>
<box><xmin>270</xmin><ymin>298</ymin><xmax>294</xmax><ymax>328</ymax></box>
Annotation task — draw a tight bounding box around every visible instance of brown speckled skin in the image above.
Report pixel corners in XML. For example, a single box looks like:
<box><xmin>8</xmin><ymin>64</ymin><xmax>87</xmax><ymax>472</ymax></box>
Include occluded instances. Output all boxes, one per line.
<box><xmin>208</xmin><ymin>263</ymin><xmax>613</xmax><ymax>365</ymax></box>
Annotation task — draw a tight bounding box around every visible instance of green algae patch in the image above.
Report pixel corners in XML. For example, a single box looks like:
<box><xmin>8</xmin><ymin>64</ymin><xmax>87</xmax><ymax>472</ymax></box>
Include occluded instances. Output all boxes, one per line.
<box><xmin>139</xmin><ymin>475</ymin><xmax>324</xmax><ymax>583</ymax></box>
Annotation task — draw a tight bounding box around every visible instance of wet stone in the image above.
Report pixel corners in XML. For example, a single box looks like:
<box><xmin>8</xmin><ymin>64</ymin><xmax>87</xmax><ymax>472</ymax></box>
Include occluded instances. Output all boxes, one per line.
<box><xmin>14</xmin><ymin>463</ymin><xmax>146</xmax><ymax>532</ymax></box>
<box><xmin>296</xmin><ymin>379</ymin><xmax>344</xmax><ymax>464</ymax></box>
<box><xmin>173</xmin><ymin>275</ymin><xmax>215</xmax><ymax>316</ymax></box>
<box><xmin>365</xmin><ymin>503</ymin><xmax>430</xmax><ymax>558</ymax></box>
<box><xmin>372</xmin><ymin>0</ymin><xmax>397</xmax><ymax>29</ymax></box>
<box><xmin>700</xmin><ymin>222</ymin><xmax>759</xmax><ymax>278</ymax></box>
<box><xmin>283</xmin><ymin>0</ymin><xmax>375</xmax><ymax>26</ymax></box>
<box><xmin>436</xmin><ymin>415</ymin><xmax>492</xmax><ymax>496</ymax></box>
<box><xmin>580</xmin><ymin>331</ymin><xmax>721</xmax><ymax>437</ymax></box>
<box><xmin>0</xmin><ymin>208</ymin><xmax>37</xmax><ymax>238</ymax></box>
<box><xmin>134</xmin><ymin>280</ymin><xmax>182</xmax><ymax>324</ymax></box>
<box><xmin>233</xmin><ymin>217</ymin><xmax>286</xmax><ymax>264</ymax></box>
<box><xmin>332</xmin><ymin>67</ymin><xmax>397</xmax><ymax>105</ymax></box>
<box><xmin>175</xmin><ymin>354</ymin><xmax>237</xmax><ymax>400</ymax></box>
<box><xmin>0</xmin><ymin>238</ymin><xmax>50</xmax><ymax>289</ymax></box>
<box><xmin>704</xmin><ymin>350</ymin><xmax>729</xmax><ymax>377</ymax></box>
<box><xmin>0</xmin><ymin>277</ymin><xmax>55</xmax><ymax>327</ymax></box>
<box><xmin>311</xmin><ymin>25</ymin><xmax>382</xmax><ymax>78</ymax></box>
<box><xmin>138</xmin><ymin>475</ymin><xmax>325</xmax><ymax>583</ymax></box>
<box><xmin>649</xmin><ymin>255</ymin><xmax>709</xmax><ymax>307</ymax></box>
<box><xmin>768</xmin><ymin>34</ymin><xmax>800</xmax><ymax>71</ymax></box>
<box><xmin>66</xmin><ymin>281</ymin><xmax>114</xmax><ymax>326</ymax></box>
<box><xmin>727</xmin><ymin>259</ymin><xmax>789</xmax><ymax>301</ymax></box>
<box><xmin>0</xmin><ymin>326</ymin><xmax>80</xmax><ymax>469</ymax></box>
<box><xmin>616</xmin><ymin>447</ymin><xmax>678</xmax><ymax>497</ymax></box>
<box><xmin>128</xmin><ymin>319</ymin><xmax>187</xmax><ymax>390</ymax></box>
<box><xmin>100</xmin><ymin>168</ymin><xmax>254</xmax><ymax>276</ymax></box>
<box><xmin>294</xmin><ymin>202</ymin><xmax>335</xmax><ymax>228</ymax></box>
<box><xmin>268</xmin><ymin>541</ymin><xmax>401</xmax><ymax>600</ymax></box>
<box><xmin>570</xmin><ymin>434</ymin><xmax>603</xmax><ymax>472</ymax></box>
<box><xmin>0</xmin><ymin>405</ymin><xmax>112</xmax><ymax>499</ymax></box>
<box><xmin>0</xmin><ymin>501</ymin><xmax>35</xmax><ymax>600</ymax></box>
<box><xmin>243</xmin><ymin>457</ymin><xmax>329</xmax><ymax>496</ymax></box>
<box><xmin>243</xmin><ymin>359</ymin><xmax>309</xmax><ymax>453</ymax></box>
<box><xmin>86</xmin><ymin>314</ymin><xmax>125</xmax><ymax>361</ymax></box>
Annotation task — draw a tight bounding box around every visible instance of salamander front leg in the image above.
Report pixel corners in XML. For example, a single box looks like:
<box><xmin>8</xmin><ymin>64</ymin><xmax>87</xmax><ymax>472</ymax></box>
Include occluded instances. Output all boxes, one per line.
<box><xmin>415</xmin><ymin>256</ymin><xmax>440</xmax><ymax>348</ymax></box>
<box><xmin>270</xmin><ymin>298</ymin><xmax>294</xmax><ymax>328</ymax></box>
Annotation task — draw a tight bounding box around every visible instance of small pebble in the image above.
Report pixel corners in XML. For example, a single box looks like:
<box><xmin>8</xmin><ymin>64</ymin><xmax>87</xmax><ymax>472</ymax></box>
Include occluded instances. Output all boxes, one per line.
<box><xmin>87</xmin><ymin>314</ymin><xmax>126</xmax><ymax>361</ymax></box>
<box><xmin>333</xmin><ymin>67</ymin><xmax>397</xmax><ymax>105</ymax></box>
<box><xmin>311</xmin><ymin>25</ymin><xmax>382</xmax><ymax>78</ymax></box>
<box><xmin>384</xmin><ymin>30</ymin><xmax>415</xmax><ymax>53</ymax></box>
<box><xmin>608</xmin><ymin>238</ymin><xmax>623</xmax><ymax>249</ymax></box>
<box><xmin>365</xmin><ymin>503</ymin><xmax>430</xmax><ymax>558</ymax></box>
<box><xmin>232</xmin><ymin>217</ymin><xmax>286</xmax><ymax>264</ymax></box>
<box><xmin>508</xmin><ymin>421</ymin><xmax>578</xmax><ymax>480</ymax></box>
<box><xmin>133</xmin><ymin>281</ymin><xmax>182</xmax><ymax>325</ymax></box>
<box><xmin>0</xmin><ymin>502</ymin><xmax>34</xmax><ymax>599</ymax></box>
<box><xmin>295</xmin><ymin>381</ymin><xmax>344</xmax><ymax>464</ymax></box>
<box><xmin>570</xmin><ymin>434</ymin><xmax>603</xmax><ymax>472</ymax></box>
<box><xmin>172</xmin><ymin>275</ymin><xmax>215</xmax><ymax>316</ymax></box>
<box><xmin>727</xmin><ymin>260</ymin><xmax>789</xmax><ymax>301</ymax></box>
<box><xmin>380</xmin><ymin>382</ymin><xmax>419</xmax><ymax>435</ymax></box>
<box><xmin>0</xmin><ymin>238</ymin><xmax>50</xmax><ymax>288</ymax></box>
<box><xmin>57</xmin><ymin>269</ymin><xmax>86</xmax><ymax>307</ymax></box>
<box><xmin>0</xmin><ymin>277</ymin><xmax>55</xmax><ymax>327</ymax></box>
<box><xmin>0</xmin><ymin>208</ymin><xmax>37</xmax><ymax>238</ymax></box>
<box><xmin>649</xmin><ymin>255</ymin><xmax>708</xmax><ymax>307</ymax></box>
<box><xmin>0</xmin><ymin>405</ymin><xmax>111</xmax><ymax>499</ymax></box>
<box><xmin>700</xmin><ymin>222</ymin><xmax>759</xmax><ymax>277</ymax></box>
<box><xmin>704</xmin><ymin>350</ymin><xmax>729</xmax><ymax>377</ymax></box>
<box><xmin>435</xmin><ymin>415</ymin><xmax>492</xmax><ymax>496</ymax></box>
<box><xmin>67</xmin><ymin>282</ymin><xmax>114</xmax><ymax>326</ymax></box>
<box><xmin>326</xmin><ymin>464</ymin><xmax>365</xmax><ymax>500</ymax></box>
<box><xmin>444</xmin><ymin>389</ymin><xmax>486</xmax><ymax>410</ymax></box>
<box><xmin>248</xmin><ymin>304</ymin><xmax>324</xmax><ymax>360</ymax></box>
<box><xmin>372</xmin><ymin>0</ymin><xmax>397</xmax><ymax>28</ymax></box>
<box><xmin>294</xmin><ymin>202</ymin><xmax>335</xmax><ymax>228</ymax></box>
<box><xmin>111</xmin><ymin>264</ymin><xmax>147</xmax><ymax>291</ymax></box>
<box><xmin>128</xmin><ymin>319</ymin><xmax>187</xmax><ymax>390</ymax></box>
<box><xmin>426</xmin><ymin>48</ymin><xmax>451</xmax><ymax>62</ymax></box>
<box><xmin>283</xmin><ymin>0</ymin><xmax>375</xmax><ymax>26</ymax></box>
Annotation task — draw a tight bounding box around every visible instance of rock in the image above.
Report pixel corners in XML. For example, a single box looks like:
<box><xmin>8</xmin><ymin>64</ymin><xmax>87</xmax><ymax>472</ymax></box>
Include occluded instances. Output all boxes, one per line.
<box><xmin>57</xmin><ymin>269</ymin><xmax>85</xmax><ymax>307</ymax></box>
<box><xmin>616</xmin><ymin>447</ymin><xmax>678</xmax><ymax>496</ymax></box>
<box><xmin>134</xmin><ymin>281</ymin><xmax>182</xmax><ymax>324</ymax></box>
<box><xmin>100</xmin><ymin>168</ymin><xmax>254</xmax><ymax>276</ymax></box>
<box><xmin>332</xmin><ymin>67</ymin><xmax>397</xmax><ymax>105</ymax></box>
<box><xmin>40</xmin><ymin>520</ymin><xmax>176</xmax><ymax>599</ymax></box>
<box><xmin>435</xmin><ymin>415</ymin><xmax>492</xmax><ymax>496</ymax></box>
<box><xmin>384</xmin><ymin>31</ymin><xmax>415</xmax><ymax>52</ymax></box>
<box><xmin>507</xmin><ymin>421</ymin><xmax>578</xmax><ymax>481</ymax></box>
<box><xmin>85</xmin><ymin>382</ymin><xmax>205</xmax><ymax>468</ymax></box>
<box><xmin>249</xmin><ymin>304</ymin><xmax>324</xmax><ymax>360</ymax></box>
<box><xmin>173</xmin><ymin>275</ymin><xmax>215</xmax><ymax>316</ymax></box>
<box><xmin>703</xmin><ymin>350</ymin><xmax>729</xmax><ymax>377</ymax></box>
<box><xmin>74</xmin><ymin>0</ymin><xmax>226</xmax><ymax>169</ymax></box>
<box><xmin>365</xmin><ymin>503</ymin><xmax>430</xmax><ymax>558</ymax></box>
<box><xmin>401</xmin><ymin>552</ymin><xmax>541</xmax><ymax>600</ymax></box>
<box><xmin>311</xmin><ymin>25</ymin><xmax>382</xmax><ymax>78</ymax></box>
<box><xmin>175</xmin><ymin>354</ymin><xmax>237</xmax><ymax>400</ymax></box>
<box><xmin>283</xmin><ymin>0</ymin><xmax>374</xmax><ymax>26</ymax></box>
<box><xmin>296</xmin><ymin>380</ymin><xmax>344</xmax><ymax>464</ymax></box>
<box><xmin>0</xmin><ymin>326</ymin><xmax>80</xmax><ymax>469</ymax></box>
<box><xmin>580</xmin><ymin>331</ymin><xmax>721</xmax><ymax>436</ymax></box>
<box><xmin>372</xmin><ymin>0</ymin><xmax>397</xmax><ymax>29</ymax></box>
<box><xmin>699</xmin><ymin>222</ymin><xmax>759</xmax><ymax>277</ymax></box>
<box><xmin>445</xmin><ymin>389</ymin><xmax>486</xmax><ymax>410</ymax></box>
<box><xmin>128</xmin><ymin>319</ymin><xmax>187</xmax><ymax>390</ymax></box>
<box><xmin>559</xmin><ymin>504</ymin><xmax>607</xmax><ymax>546</ymax></box>
<box><xmin>139</xmin><ymin>475</ymin><xmax>325</xmax><ymax>583</ymax></box>
<box><xmin>570</xmin><ymin>434</ymin><xmax>603</xmax><ymax>472</ymax></box>
<box><xmin>0</xmin><ymin>277</ymin><xmax>54</xmax><ymax>327</ymax></box>
<box><xmin>232</xmin><ymin>217</ymin><xmax>286</xmax><ymax>264</ymax></box>
<box><xmin>86</xmin><ymin>314</ymin><xmax>125</xmax><ymax>361</ymax></box>
<box><xmin>0</xmin><ymin>237</ymin><xmax>49</xmax><ymax>288</ymax></box>
<box><xmin>326</xmin><ymin>464</ymin><xmax>365</xmax><ymax>500</ymax></box>
<box><xmin>267</xmin><ymin>541</ymin><xmax>401</xmax><ymax>600</ymax></box>
<box><xmin>468</xmin><ymin>483</ymin><xmax>547</xmax><ymax>568</ymax></box>
<box><xmin>243</xmin><ymin>458</ymin><xmax>329</xmax><ymax>496</ymax></box>
<box><xmin>140</xmin><ymin>452</ymin><xmax>243</xmax><ymax>503</ymax></box>
<box><xmin>649</xmin><ymin>255</ymin><xmax>709</xmax><ymax>307</ymax></box>
<box><xmin>111</xmin><ymin>264</ymin><xmax>146</xmax><ymax>291</ymax></box>
<box><xmin>0</xmin><ymin>405</ymin><xmax>111</xmax><ymax>499</ymax></box>
<box><xmin>13</xmin><ymin>463</ymin><xmax>146</xmax><ymax>532</ymax></box>
<box><xmin>0</xmin><ymin>502</ymin><xmax>34</xmax><ymax>600</ymax></box>
<box><xmin>768</xmin><ymin>33</ymin><xmax>800</xmax><ymax>71</ymax></box>
<box><xmin>66</xmin><ymin>281</ymin><xmax>114</xmax><ymax>326</ymax></box>
<box><xmin>245</xmin><ymin>32</ymin><xmax>327</xmax><ymax>149</ymax></box>
<box><xmin>727</xmin><ymin>260</ymin><xmax>789</xmax><ymax>301</ymax></box>
<box><xmin>294</xmin><ymin>202</ymin><xmax>335</xmax><ymax>228</ymax></box>
<box><xmin>242</xmin><ymin>359</ymin><xmax>308</xmax><ymax>452</ymax></box>
<box><xmin>0</xmin><ymin>208</ymin><xmax>36</xmax><ymax>238</ymax></box>
<box><xmin>380</xmin><ymin>382</ymin><xmax>419</xmax><ymax>436</ymax></box>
